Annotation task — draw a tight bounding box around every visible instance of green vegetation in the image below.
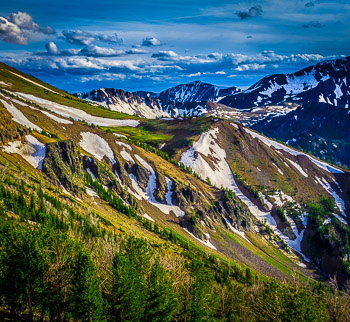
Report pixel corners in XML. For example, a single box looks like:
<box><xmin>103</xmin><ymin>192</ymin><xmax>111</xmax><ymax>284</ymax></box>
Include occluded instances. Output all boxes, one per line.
<box><xmin>101</xmin><ymin>125</ymin><xmax>172</xmax><ymax>144</ymax></box>
<box><xmin>307</xmin><ymin>197</ymin><xmax>350</xmax><ymax>273</ymax></box>
<box><xmin>0</xmin><ymin>163</ymin><xmax>349</xmax><ymax>320</ymax></box>
<box><xmin>0</xmin><ymin>64</ymin><xmax>139</xmax><ymax>121</ymax></box>
<box><xmin>276</xmin><ymin>207</ymin><xmax>288</xmax><ymax>223</ymax></box>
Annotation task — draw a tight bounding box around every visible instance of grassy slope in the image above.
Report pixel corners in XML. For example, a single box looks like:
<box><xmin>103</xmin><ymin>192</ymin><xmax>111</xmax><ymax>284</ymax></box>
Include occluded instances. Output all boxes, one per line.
<box><xmin>0</xmin><ymin>62</ymin><xmax>138</xmax><ymax>120</ymax></box>
<box><xmin>0</xmin><ymin>61</ymin><xmax>328</xmax><ymax>283</ymax></box>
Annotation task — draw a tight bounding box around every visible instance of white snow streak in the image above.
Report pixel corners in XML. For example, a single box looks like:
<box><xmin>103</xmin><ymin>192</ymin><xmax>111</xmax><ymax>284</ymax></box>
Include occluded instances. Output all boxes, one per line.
<box><xmin>16</xmin><ymin>93</ymin><xmax>139</xmax><ymax>127</ymax></box>
<box><xmin>129</xmin><ymin>155</ymin><xmax>184</xmax><ymax>217</ymax></box>
<box><xmin>243</xmin><ymin>127</ymin><xmax>343</xmax><ymax>174</ymax></box>
<box><xmin>1</xmin><ymin>98</ymin><xmax>42</xmax><ymax>131</ymax></box>
<box><xmin>183</xmin><ymin>228</ymin><xmax>217</xmax><ymax>250</ymax></box>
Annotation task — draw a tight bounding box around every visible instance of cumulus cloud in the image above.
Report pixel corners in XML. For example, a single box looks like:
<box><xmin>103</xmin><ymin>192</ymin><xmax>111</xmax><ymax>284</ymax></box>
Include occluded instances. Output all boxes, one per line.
<box><xmin>0</xmin><ymin>17</ymin><xmax>27</xmax><ymax>45</ymax></box>
<box><xmin>80</xmin><ymin>46</ymin><xmax>126</xmax><ymax>57</ymax></box>
<box><xmin>186</xmin><ymin>72</ymin><xmax>201</xmax><ymax>77</ymax></box>
<box><xmin>126</xmin><ymin>48</ymin><xmax>148</xmax><ymax>54</ymax></box>
<box><xmin>42</xmin><ymin>42</ymin><xmax>79</xmax><ymax>56</ymax></box>
<box><xmin>142</xmin><ymin>37</ymin><xmax>161</xmax><ymax>46</ymax></box>
<box><xmin>45</xmin><ymin>41</ymin><xmax>59</xmax><ymax>54</ymax></box>
<box><xmin>80</xmin><ymin>46</ymin><xmax>148</xmax><ymax>57</ymax></box>
<box><xmin>7</xmin><ymin>12</ymin><xmax>55</xmax><ymax>35</ymax></box>
<box><xmin>152</xmin><ymin>50</ymin><xmax>178</xmax><ymax>59</ymax></box>
<box><xmin>62</xmin><ymin>29</ymin><xmax>122</xmax><ymax>46</ymax></box>
<box><xmin>4</xmin><ymin>49</ymin><xmax>341</xmax><ymax>92</ymax></box>
<box><xmin>0</xmin><ymin>12</ymin><xmax>55</xmax><ymax>45</ymax></box>
<box><xmin>302</xmin><ymin>21</ymin><xmax>324</xmax><ymax>28</ymax></box>
<box><xmin>236</xmin><ymin>5</ymin><xmax>263</xmax><ymax>20</ymax></box>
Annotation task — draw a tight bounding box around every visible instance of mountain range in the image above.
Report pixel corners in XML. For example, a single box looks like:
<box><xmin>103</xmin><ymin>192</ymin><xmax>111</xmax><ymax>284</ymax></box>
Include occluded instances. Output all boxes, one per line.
<box><xmin>1</xmin><ymin>58</ymin><xmax>350</xmax><ymax>319</ymax></box>
<box><xmin>75</xmin><ymin>56</ymin><xmax>350</xmax><ymax>168</ymax></box>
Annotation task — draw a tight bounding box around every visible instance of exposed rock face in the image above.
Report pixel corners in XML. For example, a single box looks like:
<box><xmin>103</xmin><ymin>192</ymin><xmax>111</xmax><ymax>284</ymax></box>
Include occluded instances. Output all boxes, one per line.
<box><xmin>131</xmin><ymin>163</ymin><xmax>149</xmax><ymax>191</ymax></box>
<box><xmin>154</xmin><ymin>172</ymin><xmax>167</xmax><ymax>203</ymax></box>
<box><xmin>171</xmin><ymin>181</ymin><xmax>255</xmax><ymax>232</ymax></box>
<box><xmin>42</xmin><ymin>140</ymin><xmax>84</xmax><ymax>194</ymax></box>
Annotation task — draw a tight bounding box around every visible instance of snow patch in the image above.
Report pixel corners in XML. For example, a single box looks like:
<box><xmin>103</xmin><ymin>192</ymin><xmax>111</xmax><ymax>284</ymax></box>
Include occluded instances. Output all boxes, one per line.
<box><xmin>143</xmin><ymin>213</ymin><xmax>155</xmax><ymax>222</ymax></box>
<box><xmin>224</xmin><ymin>218</ymin><xmax>251</xmax><ymax>244</ymax></box>
<box><xmin>183</xmin><ymin>228</ymin><xmax>217</xmax><ymax>250</ymax></box>
<box><xmin>286</xmin><ymin>159</ymin><xmax>308</xmax><ymax>177</ymax></box>
<box><xmin>2</xmin><ymin>135</ymin><xmax>46</xmax><ymax>169</ymax></box>
<box><xmin>41</xmin><ymin>111</ymin><xmax>73</xmax><ymax>124</ymax></box>
<box><xmin>129</xmin><ymin>155</ymin><xmax>185</xmax><ymax>217</ymax></box>
<box><xmin>86</xmin><ymin>187</ymin><xmax>98</xmax><ymax>198</ymax></box>
<box><xmin>115</xmin><ymin>141</ymin><xmax>132</xmax><ymax>150</ymax></box>
<box><xmin>79</xmin><ymin>132</ymin><xmax>116</xmax><ymax>164</ymax></box>
<box><xmin>315</xmin><ymin>176</ymin><xmax>347</xmax><ymax>218</ymax></box>
<box><xmin>86</xmin><ymin>168</ymin><xmax>96</xmax><ymax>180</ymax></box>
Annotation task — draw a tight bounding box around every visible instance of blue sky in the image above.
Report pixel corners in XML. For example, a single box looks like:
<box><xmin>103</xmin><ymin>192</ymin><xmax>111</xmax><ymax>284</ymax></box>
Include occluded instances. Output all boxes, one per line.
<box><xmin>0</xmin><ymin>0</ymin><xmax>349</xmax><ymax>93</ymax></box>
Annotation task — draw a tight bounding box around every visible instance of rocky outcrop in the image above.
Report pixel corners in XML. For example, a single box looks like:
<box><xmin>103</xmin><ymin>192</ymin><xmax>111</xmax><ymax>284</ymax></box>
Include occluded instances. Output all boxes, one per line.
<box><xmin>42</xmin><ymin>140</ymin><xmax>84</xmax><ymax>194</ymax></box>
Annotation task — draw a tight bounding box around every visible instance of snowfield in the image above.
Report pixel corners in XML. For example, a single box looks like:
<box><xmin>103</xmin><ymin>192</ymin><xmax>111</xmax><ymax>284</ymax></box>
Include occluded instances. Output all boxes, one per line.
<box><xmin>2</xmin><ymin>135</ymin><xmax>46</xmax><ymax>169</ymax></box>
<box><xmin>79</xmin><ymin>132</ymin><xmax>116</xmax><ymax>164</ymax></box>
<box><xmin>15</xmin><ymin>93</ymin><xmax>139</xmax><ymax>127</ymax></box>
<box><xmin>180</xmin><ymin>128</ymin><xmax>236</xmax><ymax>190</ymax></box>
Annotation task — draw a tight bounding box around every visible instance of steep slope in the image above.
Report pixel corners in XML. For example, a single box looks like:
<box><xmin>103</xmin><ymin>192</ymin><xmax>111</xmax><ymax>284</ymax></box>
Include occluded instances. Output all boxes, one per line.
<box><xmin>0</xmin><ymin>62</ymin><xmax>309</xmax><ymax>282</ymax></box>
<box><xmin>1</xmin><ymin>61</ymin><xmax>350</xmax><ymax>288</ymax></box>
<box><xmin>179</xmin><ymin>120</ymin><xmax>350</xmax><ymax>284</ymax></box>
<box><xmin>219</xmin><ymin>56</ymin><xmax>350</xmax><ymax>109</ymax></box>
<box><xmin>157</xmin><ymin>80</ymin><xmax>241</xmax><ymax>102</ymax></box>
<box><xmin>252</xmin><ymin>102</ymin><xmax>350</xmax><ymax>168</ymax></box>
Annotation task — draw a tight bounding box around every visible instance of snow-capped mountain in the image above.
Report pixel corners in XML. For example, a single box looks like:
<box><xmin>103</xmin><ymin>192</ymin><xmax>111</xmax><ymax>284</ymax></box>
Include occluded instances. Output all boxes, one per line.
<box><xmin>75</xmin><ymin>83</ymin><xmax>242</xmax><ymax>118</ymax></box>
<box><xmin>219</xmin><ymin>56</ymin><xmax>350</xmax><ymax>109</ymax></box>
<box><xmin>74</xmin><ymin>88</ymin><xmax>170</xmax><ymax>119</ymax></box>
<box><xmin>157</xmin><ymin>80</ymin><xmax>241</xmax><ymax>102</ymax></box>
<box><xmin>252</xmin><ymin>101</ymin><xmax>350</xmax><ymax>167</ymax></box>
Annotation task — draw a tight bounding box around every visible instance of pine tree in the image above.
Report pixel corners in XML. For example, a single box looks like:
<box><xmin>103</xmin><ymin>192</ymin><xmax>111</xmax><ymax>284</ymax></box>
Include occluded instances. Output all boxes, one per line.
<box><xmin>145</xmin><ymin>258</ymin><xmax>177</xmax><ymax>322</ymax></box>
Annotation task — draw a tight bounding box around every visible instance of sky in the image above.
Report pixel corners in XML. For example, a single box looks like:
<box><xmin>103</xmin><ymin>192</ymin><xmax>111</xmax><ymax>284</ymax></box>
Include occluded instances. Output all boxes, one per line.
<box><xmin>0</xmin><ymin>0</ymin><xmax>349</xmax><ymax>93</ymax></box>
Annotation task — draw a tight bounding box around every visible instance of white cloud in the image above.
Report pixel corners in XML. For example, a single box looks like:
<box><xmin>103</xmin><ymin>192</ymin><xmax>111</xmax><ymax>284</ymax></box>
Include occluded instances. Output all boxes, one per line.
<box><xmin>80</xmin><ymin>46</ymin><xmax>126</xmax><ymax>57</ymax></box>
<box><xmin>62</xmin><ymin>29</ymin><xmax>122</xmax><ymax>46</ymax></box>
<box><xmin>235</xmin><ymin>63</ymin><xmax>266</xmax><ymax>71</ymax></box>
<box><xmin>187</xmin><ymin>72</ymin><xmax>201</xmax><ymax>77</ymax></box>
<box><xmin>0</xmin><ymin>17</ymin><xmax>27</xmax><ymax>45</ymax></box>
<box><xmin>142</xmin><ymin>37</ymin><xmax>161</xmax><ymax>46</ymax></box>
<box><xmin>45</xmin><ymin>41</ymin><xmax>59</xmax><ymax>54</ymax></box>
<box><xmin>7</xmin><ymin>11</ymin><xmax>55</xmax><ymax>35</ymax></box>
<box><xmin>0</xmin><ymin>12</ymin><xmax>55</xmax><ymax>45</ymax></box>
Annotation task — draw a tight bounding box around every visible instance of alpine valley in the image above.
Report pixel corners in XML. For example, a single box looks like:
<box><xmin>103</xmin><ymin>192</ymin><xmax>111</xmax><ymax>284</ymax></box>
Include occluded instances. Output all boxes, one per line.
<box><xmin>1</xmin><ymin>55</ymin><xmax>350</xmax><ymax>320</ymax></box>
